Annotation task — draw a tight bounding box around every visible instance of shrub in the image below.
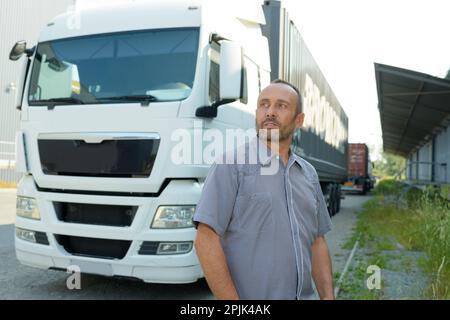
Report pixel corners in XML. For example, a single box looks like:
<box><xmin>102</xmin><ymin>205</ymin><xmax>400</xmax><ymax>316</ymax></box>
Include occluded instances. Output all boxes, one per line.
<box><xmin>374</xmin><ymin>179</ymin><xmax>404</xmax><ymax>196</ymax></box>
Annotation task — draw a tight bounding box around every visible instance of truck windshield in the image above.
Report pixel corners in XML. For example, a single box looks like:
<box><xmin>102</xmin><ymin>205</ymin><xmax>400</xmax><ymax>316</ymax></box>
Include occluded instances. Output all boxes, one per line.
<box><xmin>28</xmin><ymin>28</ymin><xmax>199</xmax><ymax>106</ymax></box>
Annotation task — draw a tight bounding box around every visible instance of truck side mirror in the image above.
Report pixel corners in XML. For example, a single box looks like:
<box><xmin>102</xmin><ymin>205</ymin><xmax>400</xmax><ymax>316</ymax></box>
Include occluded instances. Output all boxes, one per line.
<box><xmin>196</xmin><ymin>39</ymin><xmax>243</xmax><ymax>118</ymax></box>
<box><xmin>219</xmin><ymin>41</ymin><xmax>243</xmax><ymax>100</ymax></box>
<box><xmin>9</xmin><ymin>41</ymin><xmax>27</xmax><ymax>61</ymax></box>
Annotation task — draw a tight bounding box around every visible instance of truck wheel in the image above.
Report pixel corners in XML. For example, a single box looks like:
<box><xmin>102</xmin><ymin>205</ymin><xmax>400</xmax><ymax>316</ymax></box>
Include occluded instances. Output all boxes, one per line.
<box><xmin>336</xmin><ymin>193</ymin><xmax>341</xmax><ymax>213</ymax></box>
<box><xmin>329</xmin><ymin>201</ymin><xmax>335</xmax><ymax>217</ymax></box>
<box><xmin>333</xmin><ymin>186</ymin><xmax>339</xmax><ymax>216</ymax></box>
<box><xmin>329</xmin><ymin>185</ymin><xmax>337</xmax><ymax>217</ymax></box>
<box><xmin>324</xmin><ymin>184</ymin><xmax>332</xmax><ymax>217</ymax></box>
<box><xmin>361</xmin><ymin>184</ymin><xmax>367</xmax><ymax>195</ymax></box>
<box><xmin>335</xmin><ymin>185</ymin><xmax>342</xmax><ymax>213</ymax></box>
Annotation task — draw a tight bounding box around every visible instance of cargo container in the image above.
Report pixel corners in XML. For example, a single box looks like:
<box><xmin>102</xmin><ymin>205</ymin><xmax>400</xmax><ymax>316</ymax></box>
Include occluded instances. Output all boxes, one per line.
<box><xmin>262</xmin><ymin>1</ymin><xmax>349</xmax><ymax>215</ymax></box>
<box><xmin>343</xmin><ymin>143</ymin><xmax>372</xmax><ymax>194</ymax></box>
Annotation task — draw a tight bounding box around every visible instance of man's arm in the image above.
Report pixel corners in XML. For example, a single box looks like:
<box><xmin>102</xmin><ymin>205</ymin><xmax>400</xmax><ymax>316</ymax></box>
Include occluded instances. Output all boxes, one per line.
<box><xmin>311</xmin><ymin>236</ymin><xmax>334</xmax><ymax>300</ymax></box>
<box><xmin>194</xmin><ymin>223</ymin><xmax>239</xmax><ymax>300</ymax></box>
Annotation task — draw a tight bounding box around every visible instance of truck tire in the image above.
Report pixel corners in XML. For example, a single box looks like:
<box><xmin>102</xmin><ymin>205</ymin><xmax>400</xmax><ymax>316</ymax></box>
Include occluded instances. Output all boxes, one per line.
<box><xmin>336</xmin><ymin>187</ymin><xmax>341</xmax><ymax>213</ymax></box>
<box><xmin>361</xmin><ymin>183</ymin><xmax>367</xmax><ymax>195</ymax></box>
<box><xmin>329</xmin><ymin>184</ymin><xmax>337</xmax><ymax>217</ymax></box>
<box><xmin>333</xmin><ymin>185</ymin><xmax>339</xmax><ymax>216</ymax></box>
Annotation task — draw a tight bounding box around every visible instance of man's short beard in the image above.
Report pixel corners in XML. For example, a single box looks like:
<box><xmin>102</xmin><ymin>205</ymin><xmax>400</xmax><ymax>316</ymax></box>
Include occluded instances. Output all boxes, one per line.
<box><xmin>257</xmin><ymin>128</ymin><xmax>280</xmax><ymax>142</ymax></box>
<box><xmin>256</xmin><ymin>121</ymin><xmax>295</xmax><ymax>142</ymax></box>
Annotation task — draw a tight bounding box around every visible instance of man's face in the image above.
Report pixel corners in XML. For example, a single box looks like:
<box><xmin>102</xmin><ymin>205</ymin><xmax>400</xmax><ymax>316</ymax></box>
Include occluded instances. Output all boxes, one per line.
<box><xmin>256</xmin><ymin>83</ymin><xmax>305</xmax><ymax>142</ymax></box>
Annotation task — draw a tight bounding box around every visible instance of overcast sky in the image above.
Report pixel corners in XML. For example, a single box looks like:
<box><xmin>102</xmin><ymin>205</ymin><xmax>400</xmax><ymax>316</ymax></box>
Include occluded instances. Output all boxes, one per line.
<box><xmin>284</xmin><ymin>0</ymin><xmax>450</xmax><ymax>156</ymax></box>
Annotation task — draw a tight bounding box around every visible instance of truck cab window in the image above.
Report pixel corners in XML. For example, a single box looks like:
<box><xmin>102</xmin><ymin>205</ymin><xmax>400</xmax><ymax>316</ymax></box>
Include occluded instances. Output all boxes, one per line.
<box><xmin>28</xmin><ymin>28</ymin><xmax>200</xmax><ymax>105</ymax></box>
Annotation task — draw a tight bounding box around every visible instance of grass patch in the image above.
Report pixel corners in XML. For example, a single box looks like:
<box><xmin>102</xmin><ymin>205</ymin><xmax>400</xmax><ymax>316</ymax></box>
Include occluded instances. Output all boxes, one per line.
<box><xmin>333</xmin><ymin>271</ymin><xmax>341</xmax><ymax>284</ymax></box>
<box><xmin>351</xmin><ymin>181</ymin><xmax>450</xmax><ymax>299</ymax></box>
<box><xmin>338</xmin><ymin>257</ymin><xmax>384</xmax><ymax>300</ymax></box>
<box><xmin>400</xmin><ymin>256</ymin><xmax>413</xmax><ymax>273</ymax></box>
<box><xmin>373</xmin><ymin>179</ymin><xmax>404</xmax><ymax>196</ymax></box>
<box><xmin>375</xmin><ymin>238</ymin><xmax>398</xmax><ymax>251</ymax></box>
<box><xmin>342</xmin><ymin>233</ymin><xmax>359</xmax><ymax>250</ymax></box>
<box><xmin>367</xmin><ymin>253</ymin><xmax>388</xmax><ymax>269</ymax></box>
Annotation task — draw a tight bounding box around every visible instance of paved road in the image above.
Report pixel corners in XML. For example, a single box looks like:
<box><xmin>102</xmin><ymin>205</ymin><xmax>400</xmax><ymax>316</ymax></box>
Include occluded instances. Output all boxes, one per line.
<box><xmin>0</xmin><ymin>188</ymin><xmax>369</xmax><ymax>299</ymax></box>
<box><xmin>0</xmin><ymin>189</ymin><xmax>15</xmax><ymax>225</ymax></box>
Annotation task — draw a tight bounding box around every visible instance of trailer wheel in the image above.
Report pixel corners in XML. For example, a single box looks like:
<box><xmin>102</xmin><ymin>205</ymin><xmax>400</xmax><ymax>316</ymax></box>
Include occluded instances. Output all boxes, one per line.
<box><xmin>336</xmin><ymin>192</ymin><xmax>341</xmax><ymax>213</ymax></box>
<box><xmin>361</xmin><ymin>184</ymin><xmax>367</xmax><ymax>195</ymax></box>
<box><xmin>336</xmin><ymin>185</ymin><xmax>342</xmax><ymax>213</ymax></box>
<box><xmin>332</xmin><ymin>185</ymin><xmax>339</xmax><ymax>216</ymax></box>
<box><xmin>329</xmin><ymin>184</ymin><xmax>337</xmax><ymax>217</ymax></box>
<box><xmin>333</xmin><ymin>192</ymin><xmax>339</xmax><ymax>215</ymax></box>
<box><xmin>329</xmin><ymin>203</ymin><xmax>335</xmax><ymax>217</ymax></box>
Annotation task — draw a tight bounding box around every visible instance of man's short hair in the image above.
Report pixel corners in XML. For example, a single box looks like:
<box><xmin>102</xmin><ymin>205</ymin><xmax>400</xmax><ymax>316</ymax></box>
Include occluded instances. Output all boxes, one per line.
<box><xmin>271</xmin><ymin>79</ymin><xmax>303</xmax><ymax>114</ymax></box>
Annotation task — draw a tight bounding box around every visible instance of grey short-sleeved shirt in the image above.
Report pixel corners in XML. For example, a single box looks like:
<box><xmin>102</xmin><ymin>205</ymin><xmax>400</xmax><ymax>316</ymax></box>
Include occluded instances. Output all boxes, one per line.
<box><xmin>193</xmin><ymin>137</ymin><xmax>332</xmax><ymax>300</ymax></box>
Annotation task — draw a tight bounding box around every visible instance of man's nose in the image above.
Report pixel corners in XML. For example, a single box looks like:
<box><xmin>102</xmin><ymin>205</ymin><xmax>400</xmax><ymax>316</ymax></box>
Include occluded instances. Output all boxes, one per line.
<box><xmin>265</xmin><ymin>104</ymin><xmax>277</xmax><ymax>117</ymax></box>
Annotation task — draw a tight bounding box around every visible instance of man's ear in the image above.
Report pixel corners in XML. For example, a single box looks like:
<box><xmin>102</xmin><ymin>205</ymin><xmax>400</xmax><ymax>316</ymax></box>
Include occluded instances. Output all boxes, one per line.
<box><xmin>295</xmin><ymin>112</ymin><xmax>305</xmax><ymax>129</ymax></box>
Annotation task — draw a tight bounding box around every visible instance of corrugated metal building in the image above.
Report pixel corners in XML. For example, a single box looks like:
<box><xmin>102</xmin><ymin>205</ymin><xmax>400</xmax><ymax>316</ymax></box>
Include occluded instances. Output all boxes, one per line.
<box><xmin>375</xmin><ymin>63</ymin><xmax>450</xmax><ymax>184</ymax></box>
<box><xmin>0</xmin><ymin>0</ymin><xmax>75</xmax><ymax>183</ymax></box>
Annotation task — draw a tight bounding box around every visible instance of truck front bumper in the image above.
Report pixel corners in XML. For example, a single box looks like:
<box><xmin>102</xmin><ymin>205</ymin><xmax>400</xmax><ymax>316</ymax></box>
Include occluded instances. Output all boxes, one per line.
<box><xmin>15</xmin><ymin>175</ymin><xmax>204</xmax><ymax>284</ymax></box>
<box><xmin>16</xmin><ymin>242</ymin><xmax>202</xmax><ymax>283</ymax></box>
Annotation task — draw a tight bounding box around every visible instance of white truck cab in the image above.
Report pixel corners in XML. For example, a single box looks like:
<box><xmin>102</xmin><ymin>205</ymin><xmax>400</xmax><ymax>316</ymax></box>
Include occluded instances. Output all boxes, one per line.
<box><xmin>11</xmin><ymin>0</ymin><xmax>270</xmax><ymax>283</ymax></box>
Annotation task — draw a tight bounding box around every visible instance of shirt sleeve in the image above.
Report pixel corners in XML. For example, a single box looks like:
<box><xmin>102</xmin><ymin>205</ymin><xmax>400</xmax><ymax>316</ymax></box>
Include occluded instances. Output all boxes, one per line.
<box><xmin>193</xmin><ymin>163</ymin><xmax>238</xmax><ymax>237</ymax></box>
<box><xmin>315</xmin><ymin>182</ymin><xmax>333</xmax><ymax>237</ymax></box>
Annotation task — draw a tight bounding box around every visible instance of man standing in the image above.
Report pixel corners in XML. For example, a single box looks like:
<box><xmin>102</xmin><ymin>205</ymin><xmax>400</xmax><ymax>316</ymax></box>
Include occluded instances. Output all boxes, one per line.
<box><xmin>193</xmin><ymin>80</ymin><xmax>334</xmax><ymax>300</ymax></box>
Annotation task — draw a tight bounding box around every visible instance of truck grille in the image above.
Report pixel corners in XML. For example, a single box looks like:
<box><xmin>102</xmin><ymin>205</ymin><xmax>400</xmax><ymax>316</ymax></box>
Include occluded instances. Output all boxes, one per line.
<box><xmin>53</xmin><ymin>202</ymin><xmax>137</xmax><ymax>227</ymax></box>
<box><xmin>55</xmin><ymin>235</ymin><xmax>131</xmax><ymax>260</ymax></box>
<box><xmin>38</xmin><ymin>138</ymin><xmax>159</xmax><ymax>178</ymax></box>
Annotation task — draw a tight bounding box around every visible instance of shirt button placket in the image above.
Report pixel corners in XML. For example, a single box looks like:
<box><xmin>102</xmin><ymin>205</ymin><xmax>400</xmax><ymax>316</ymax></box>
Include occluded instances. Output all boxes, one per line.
<box><xmin>284</xmin><ymin>163</ymin><xmax>302</xmax><ymax>299</ymax></box>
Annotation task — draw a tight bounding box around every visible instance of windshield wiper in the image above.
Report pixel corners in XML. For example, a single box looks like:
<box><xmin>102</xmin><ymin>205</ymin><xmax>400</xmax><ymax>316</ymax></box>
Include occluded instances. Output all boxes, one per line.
<box><xmin>97</xmin><ymin>95</ymin><xmax>158</xmax><ymax>106</ymax></box>
<box><xmin>31</xmin><ymin>97</ymin><xmax>85</xmax><ymax>110</ymax></box>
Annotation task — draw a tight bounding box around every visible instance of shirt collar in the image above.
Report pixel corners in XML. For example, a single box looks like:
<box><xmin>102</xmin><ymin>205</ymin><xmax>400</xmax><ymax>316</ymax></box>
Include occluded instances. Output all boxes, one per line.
<box><xmin>289</xmin><ymin>149</ymin><xmax>303</xmax><ymax>168</ymax></box>
<box><xmin>250</xmin><ymin>136</ymin><xmax>303</xmax><ymax>168</ymax></box>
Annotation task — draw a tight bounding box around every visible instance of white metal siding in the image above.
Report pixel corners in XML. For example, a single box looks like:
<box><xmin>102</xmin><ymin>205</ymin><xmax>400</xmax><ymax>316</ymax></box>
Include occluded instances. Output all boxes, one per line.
<box><xmin>0</xmin><ymin>0</ymin><xmax>75</xmax><ymax>183</ymax></box>
<box><xmin>408</xmin><ymin>151</ymin><xmax>419</xmax><ymax>181</ymax></box>
<box><xmin>418</xmin><ymin>141</ymin><xmax>432</xmax><ymax>181</ymax></box>
<box><xmin>407</xmin><ymin>153</ymin><xmax>414</xmax><ymax>180</ymax></box>
<box><xmin>434</xmin><ymin>125</ymin><xmax>450</xmax><ymax>183</ymax></box>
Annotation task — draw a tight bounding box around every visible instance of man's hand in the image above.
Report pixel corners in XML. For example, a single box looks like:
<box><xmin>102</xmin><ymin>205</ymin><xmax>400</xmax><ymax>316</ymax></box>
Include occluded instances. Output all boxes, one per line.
<box><xmin>311</xmin><ymin>236</ymin><xmax>335</xmax><ymax>300</ymax></box>
<box><xmin>194</xmin><ymin>223</ymin><xmax>239</xmax><ymax>300</ymax></box>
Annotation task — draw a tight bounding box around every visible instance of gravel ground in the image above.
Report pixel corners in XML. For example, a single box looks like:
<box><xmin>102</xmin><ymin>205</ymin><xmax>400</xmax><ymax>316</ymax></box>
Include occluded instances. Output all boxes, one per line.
<box><xmin>0</xmin><ymin>189</ymin><xmax>15</xmax><ymax>225</ymax></box>
<box><xmin>338</xmin><ymin>246</ymin><xmax>428</xmax><ymax>300</ymax></box>
<box><xmin>325</xmin><ymin>195</ymin><xmax>371</xmax><ymax>275</ymax></box>
<box><xmin>381</xmin><ymin>249</ymin><xmax>428</xmax><ymax>299</ymax></box>
<box><xmin>1</xmin><ymin>189</ymin><xmax>366</xmax><ymax>299</ymax></box>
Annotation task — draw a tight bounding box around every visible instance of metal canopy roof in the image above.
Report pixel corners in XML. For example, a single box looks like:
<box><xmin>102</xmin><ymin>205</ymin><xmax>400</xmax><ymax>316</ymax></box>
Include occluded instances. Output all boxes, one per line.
<box><xmin>375</xmin><ymin>63</ymin><xmax>450</xmax><ymax>157</ymax></box>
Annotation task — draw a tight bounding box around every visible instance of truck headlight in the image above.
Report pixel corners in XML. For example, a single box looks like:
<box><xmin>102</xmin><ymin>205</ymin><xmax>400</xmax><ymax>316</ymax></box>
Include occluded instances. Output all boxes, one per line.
<box><xmin>16</xmin><ymin>196</ymin><xmax>40</xmax><ymax>220</ymax></box>
<box><xmin>157</xmin><ymin>242</ymin><xmax>193</xmax><ymax>255</ymax></box>
<box><xmin>151</xmin><ymin>206</ymin><xmax>195</xmax><ymax>229</ymax></box>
